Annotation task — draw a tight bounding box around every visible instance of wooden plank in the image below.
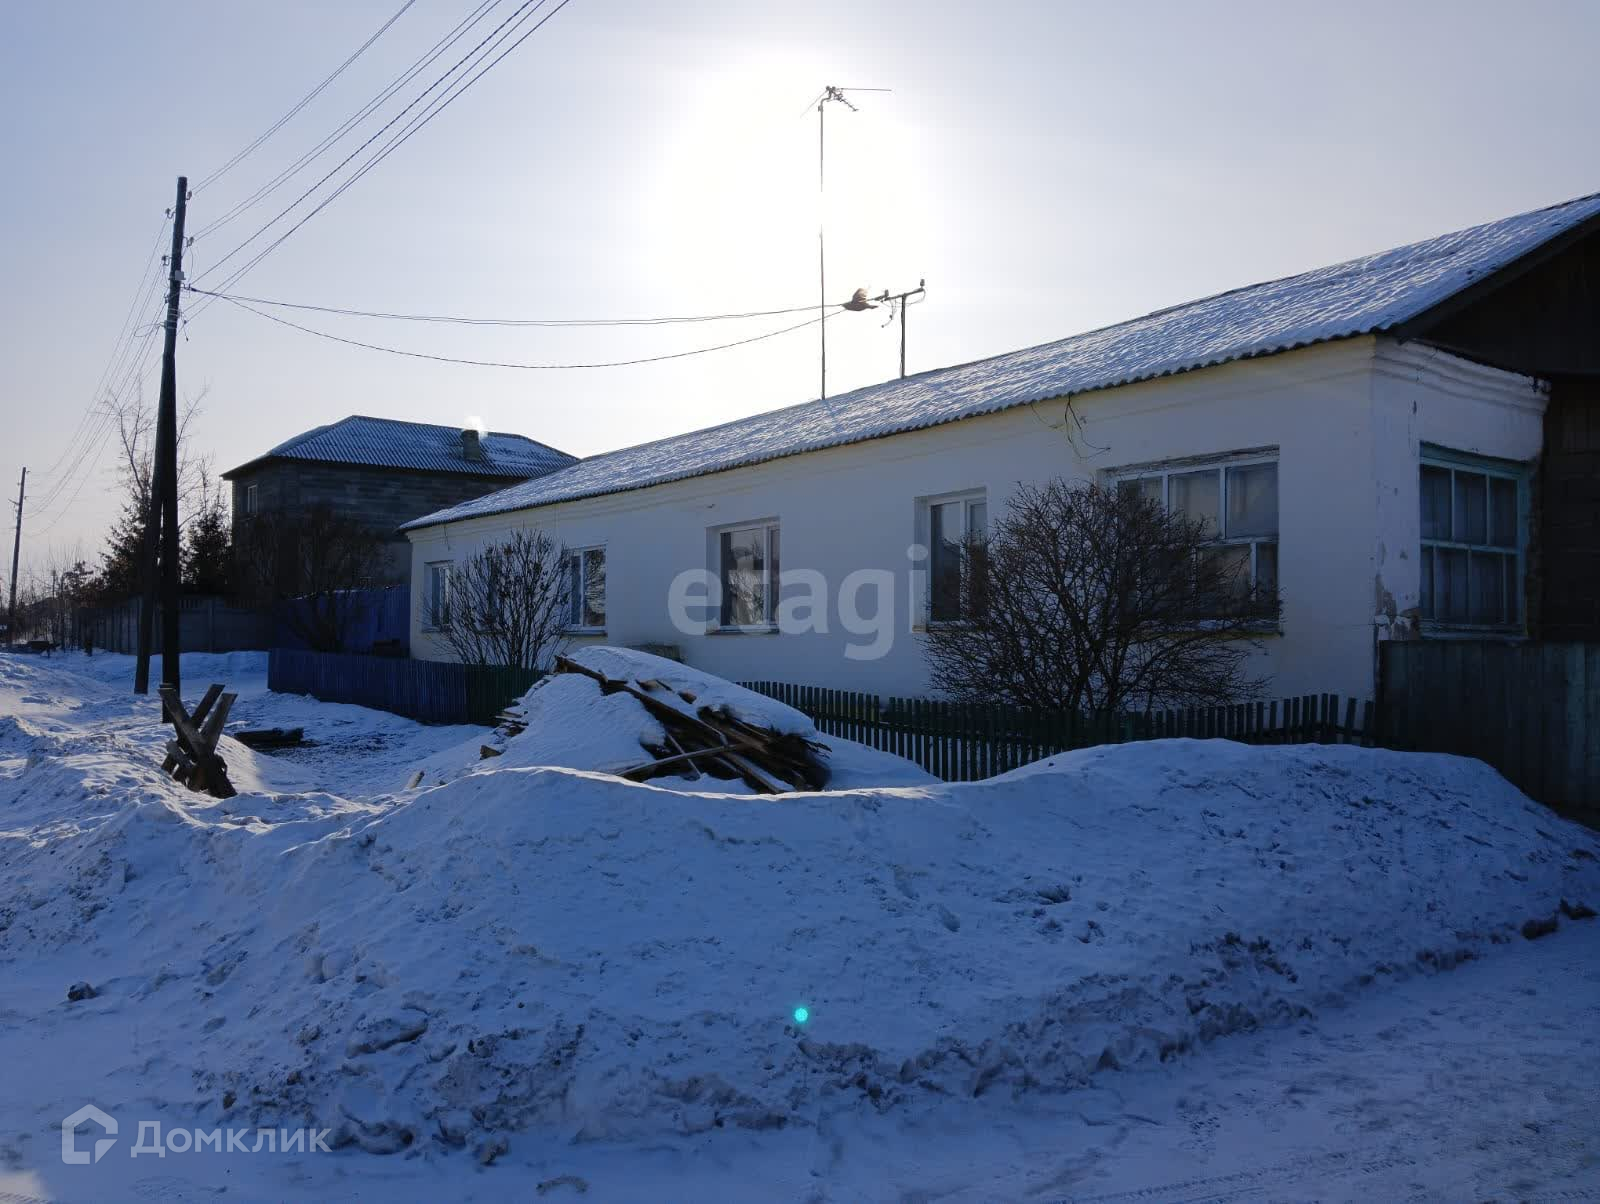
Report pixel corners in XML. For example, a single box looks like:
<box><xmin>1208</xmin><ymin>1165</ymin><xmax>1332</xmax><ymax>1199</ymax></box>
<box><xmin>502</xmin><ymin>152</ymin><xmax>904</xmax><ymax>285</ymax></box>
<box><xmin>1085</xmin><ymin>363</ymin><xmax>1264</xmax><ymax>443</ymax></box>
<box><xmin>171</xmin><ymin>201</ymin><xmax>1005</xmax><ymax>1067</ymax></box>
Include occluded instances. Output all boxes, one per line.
<box><xmin>1562</xmin><ymin>643</ymin><xmax>1585</xmax><ymax>812</ymax></box>
<box><xmin>1523</xmin><ymin>643</ymin><xmax>1547</xmax><ymax>804</ymax></box>
<box><xmin>189</xmin><ymin>683</ymin><xmax>225</xmax><ymax>728</ymax></box>
<box><xmin>719</xmin><ymin>749</ymin><xmax>791</xmax><ymax>794</ymax></box>
<box><xmin>1583</xmin><ymin>644</ymin><xmax>1600</xmax><ymax>818</ymax></box>
<box><xmin>199</xmin><ymin>693</ymin><xmax>236</xmax><ymax>751</ymax></box>
<box><xmin>158</xmin><ymin>687</ymin><xmax>235</xmax><ymax>799</ymax></box>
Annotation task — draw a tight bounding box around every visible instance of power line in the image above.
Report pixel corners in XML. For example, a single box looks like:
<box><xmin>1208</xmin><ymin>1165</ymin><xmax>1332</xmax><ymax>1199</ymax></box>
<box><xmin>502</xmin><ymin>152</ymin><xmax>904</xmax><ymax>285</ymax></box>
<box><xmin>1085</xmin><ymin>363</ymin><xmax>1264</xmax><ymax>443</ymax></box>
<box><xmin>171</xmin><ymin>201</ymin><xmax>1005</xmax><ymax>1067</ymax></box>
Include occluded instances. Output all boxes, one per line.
<box><xmin>191</xmin><ymin>0</ymin><xmax>503</xmax><ymax>240</ymax></box>
<box><xmin>34</xmin><ymin>217</ymin><xmax>170</xmax><ymax>491</ymax></box>
<box><xmin>189</xmin><ymin>0</ymin><xmax>577</xmax><ymax>321</ymax></box>
<box><xmin>193</xmin><ymin>0</ymin><xmax>420</xmax><ymax>194</ymax></box>
<box><xmin>193</xmin><ymin>0</ymin><xmax>559</xmax><ymax>291</ymax></box>
<box><xmin>210</xmin><ymin>289</ymin><xmax>833</xmax><ymax>369</ymax></box>
<box><xmin>186</xmin><ymin>286</ymin><xmax>825</xmax><ymax>327</ymax></box>
<box><xmin>30</xmin><ymin>300</ymin><xmax>165</xmax><ymax>527</ymax></box>
<box><xmin>31</xmin><ymin>276</ymin><xmax>166</xmax><ymax>513</ymax></box>
<box><xmin>29</xmin><ymin>332</ymin><xmax>162</xmax><ymax>534</ymax></box>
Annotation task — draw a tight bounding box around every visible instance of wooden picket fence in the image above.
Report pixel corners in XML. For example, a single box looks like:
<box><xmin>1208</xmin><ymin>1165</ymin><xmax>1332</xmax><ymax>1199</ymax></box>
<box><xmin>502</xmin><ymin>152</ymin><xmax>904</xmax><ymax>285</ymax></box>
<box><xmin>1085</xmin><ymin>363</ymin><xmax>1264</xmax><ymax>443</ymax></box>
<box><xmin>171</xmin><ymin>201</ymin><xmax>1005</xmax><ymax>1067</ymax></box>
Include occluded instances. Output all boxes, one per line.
<box><xmin>269</xmin><ymin>649</ymin><xmax>541</xmax><ymax>726</ymax></box>
<box><xmin>738</xmin><ymin>682</ymin><xmax>1375</xmax><ymax>782</ymax></box>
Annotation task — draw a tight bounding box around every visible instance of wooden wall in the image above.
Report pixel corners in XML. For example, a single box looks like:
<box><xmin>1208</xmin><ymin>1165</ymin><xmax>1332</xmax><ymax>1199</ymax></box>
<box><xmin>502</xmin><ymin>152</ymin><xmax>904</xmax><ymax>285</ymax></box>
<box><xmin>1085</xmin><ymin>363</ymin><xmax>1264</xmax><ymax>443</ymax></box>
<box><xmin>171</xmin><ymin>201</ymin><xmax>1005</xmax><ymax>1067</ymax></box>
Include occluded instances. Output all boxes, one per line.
<box><xmin>1539</xmin><ymin>378</ymin><xmax>1600</xmax><ymax>641</ymax></box>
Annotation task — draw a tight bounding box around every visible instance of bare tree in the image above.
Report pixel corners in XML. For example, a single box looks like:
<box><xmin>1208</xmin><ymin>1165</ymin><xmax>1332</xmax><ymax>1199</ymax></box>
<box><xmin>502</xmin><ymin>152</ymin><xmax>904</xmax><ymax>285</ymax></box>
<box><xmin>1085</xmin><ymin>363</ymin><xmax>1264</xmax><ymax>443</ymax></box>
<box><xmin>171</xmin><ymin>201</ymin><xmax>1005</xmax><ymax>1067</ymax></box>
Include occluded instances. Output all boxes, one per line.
<box><xmin>922</xmin><ymin>479</ymin><xmax>1278</xmax><ymax>715</ymax></box>
<box><xmin>426</xmin><ymin>529</ymin><xmax>570</xmax><ymax>669</ymax></box>
<box><xmin>97</xmin><ymin>389</ymin><xmax>211</xmax><ymax>601</ymax></box>
<box><xmin>240</xmin><ymin>505</ymin><xmax>386</xmax><ymax>653</ymax></box>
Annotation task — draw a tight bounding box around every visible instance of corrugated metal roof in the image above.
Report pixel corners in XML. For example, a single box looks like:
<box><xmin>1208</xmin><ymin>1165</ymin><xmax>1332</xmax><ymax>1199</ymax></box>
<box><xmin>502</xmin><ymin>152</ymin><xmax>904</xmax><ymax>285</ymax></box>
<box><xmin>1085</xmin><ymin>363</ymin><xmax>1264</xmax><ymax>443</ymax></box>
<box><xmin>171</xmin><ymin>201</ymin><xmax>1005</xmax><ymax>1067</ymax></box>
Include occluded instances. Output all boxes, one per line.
<box><xmin>404</xmin><ymin>190</ymin><xmax>1600</xmax><ymax>533</ymax></box>
<box><xmin>225</xmin><ymin>415</ymin><xmax>576</xmax><ymax>480</ymax></box>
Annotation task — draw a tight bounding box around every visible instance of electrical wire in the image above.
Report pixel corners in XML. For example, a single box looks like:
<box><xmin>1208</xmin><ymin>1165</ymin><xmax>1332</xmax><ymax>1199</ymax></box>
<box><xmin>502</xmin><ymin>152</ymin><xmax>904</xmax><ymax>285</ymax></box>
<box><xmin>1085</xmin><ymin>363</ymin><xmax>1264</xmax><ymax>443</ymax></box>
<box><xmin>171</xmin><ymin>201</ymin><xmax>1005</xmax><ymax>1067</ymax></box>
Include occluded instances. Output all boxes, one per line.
<box><xmin>212</xmin><ymin>289</ymin><xmax>833</xmax><ymax>369</ymax></box>
<box><xmin>33</xmin><ymin>218</ymin><xmax>170</xmax><ymax>493</ymax></box>
<box><xmin>192</xmin><ymin>0</ymin><xmax>556</xmax><ymax>289</ymax></box>
<box><xmin>28</xmin><ymin>332</ymin><xmax>162</xmax><ymax>537</ymax></box>
<box><xmin>188</xmin><ymin>0</ymin><xmax>577</xmax><ymax>323</ymax></box>
<box><xmin>192</xmin><ymin>0</ymin><xmax>420</xmax><ymax>194</ymax></box>
<box><xmin>191</xmin><ymin>0</ymin><xmax>502</xmax><ymax>240</ymax></box>
<box><xmin>186</xmin><ymin>286</ymin><xmax>827</xmax><ymax>327</ymax></box>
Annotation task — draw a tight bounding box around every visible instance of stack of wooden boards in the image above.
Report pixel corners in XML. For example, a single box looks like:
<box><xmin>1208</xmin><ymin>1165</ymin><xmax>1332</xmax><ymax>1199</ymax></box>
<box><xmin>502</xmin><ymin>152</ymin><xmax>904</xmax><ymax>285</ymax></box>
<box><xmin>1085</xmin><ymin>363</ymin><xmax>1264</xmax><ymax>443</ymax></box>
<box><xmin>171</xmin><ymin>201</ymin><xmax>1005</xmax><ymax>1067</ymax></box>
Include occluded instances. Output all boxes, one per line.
<box><xmin>158</xmin><ymin>683</ymin><xmax>236</xmax><ymax>799</ymax></box>
<box><xmin>552</xmin><ymin>655</ymin><xmax>829</xmax><ymax>794</ymax></box>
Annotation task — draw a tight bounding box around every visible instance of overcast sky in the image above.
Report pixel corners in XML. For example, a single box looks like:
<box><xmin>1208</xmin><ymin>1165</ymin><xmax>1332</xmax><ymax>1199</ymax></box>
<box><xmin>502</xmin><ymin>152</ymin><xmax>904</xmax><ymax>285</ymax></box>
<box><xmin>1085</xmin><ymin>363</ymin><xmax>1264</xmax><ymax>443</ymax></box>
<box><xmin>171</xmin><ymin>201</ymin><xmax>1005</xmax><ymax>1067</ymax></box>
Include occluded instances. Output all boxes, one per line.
<box><xmin>3</xmin><ymin>0</ymin><xmax>1597</xmax><ymax>578</ymax></box>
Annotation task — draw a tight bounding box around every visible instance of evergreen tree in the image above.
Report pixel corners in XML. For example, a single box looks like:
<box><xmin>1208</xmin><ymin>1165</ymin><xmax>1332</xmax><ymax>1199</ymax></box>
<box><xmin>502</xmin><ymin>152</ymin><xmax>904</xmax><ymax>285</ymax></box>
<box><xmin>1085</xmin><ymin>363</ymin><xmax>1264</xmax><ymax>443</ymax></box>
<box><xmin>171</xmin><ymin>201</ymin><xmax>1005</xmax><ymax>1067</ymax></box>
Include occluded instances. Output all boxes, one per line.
<box><xmin>97</xmin><ymin>499</ymin><xmax>149</xmax><ymax>603</ymax></box>
<box><xmin>183</xmin><ymin>496</ymin><xmax>232</xmax><ymax>594</ymax></box>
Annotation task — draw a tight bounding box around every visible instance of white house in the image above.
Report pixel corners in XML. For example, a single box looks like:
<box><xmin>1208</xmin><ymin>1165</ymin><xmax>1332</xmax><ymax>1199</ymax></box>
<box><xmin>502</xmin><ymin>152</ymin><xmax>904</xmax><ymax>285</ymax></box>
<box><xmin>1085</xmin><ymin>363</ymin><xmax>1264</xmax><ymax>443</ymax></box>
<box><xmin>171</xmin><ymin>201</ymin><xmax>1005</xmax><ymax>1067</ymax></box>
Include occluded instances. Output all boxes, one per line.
<box><xmin>402</xmin><ymin>191</ymin><xmax>1600</xmax><ymax>703</ymax></box>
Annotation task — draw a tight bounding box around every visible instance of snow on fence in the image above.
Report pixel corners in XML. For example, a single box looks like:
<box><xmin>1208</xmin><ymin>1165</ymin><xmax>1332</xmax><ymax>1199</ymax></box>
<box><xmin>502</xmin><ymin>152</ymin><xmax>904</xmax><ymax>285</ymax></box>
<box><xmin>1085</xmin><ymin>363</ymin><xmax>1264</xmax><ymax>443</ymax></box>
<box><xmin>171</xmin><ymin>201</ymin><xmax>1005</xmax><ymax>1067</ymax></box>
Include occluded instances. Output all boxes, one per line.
<box><xmin>738</xmin><ymin>682</ymin><xmax>1376</xmax><ymax>782</ymax></box>
<box><xmin>268</xmin><ymin>649</ymin><xmax>541</xmax><ymax>726</ymax></box>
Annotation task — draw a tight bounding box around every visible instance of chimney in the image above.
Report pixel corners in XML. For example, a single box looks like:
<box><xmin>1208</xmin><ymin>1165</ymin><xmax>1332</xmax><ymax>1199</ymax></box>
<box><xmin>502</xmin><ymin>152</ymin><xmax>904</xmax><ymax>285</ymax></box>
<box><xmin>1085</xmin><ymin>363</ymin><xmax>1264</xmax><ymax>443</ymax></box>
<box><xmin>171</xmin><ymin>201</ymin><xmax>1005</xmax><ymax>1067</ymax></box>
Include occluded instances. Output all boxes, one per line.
<box><xmin>460</xmin><ymin>428</ymin><xmax>486</xmax><ymax>462</ymax></box>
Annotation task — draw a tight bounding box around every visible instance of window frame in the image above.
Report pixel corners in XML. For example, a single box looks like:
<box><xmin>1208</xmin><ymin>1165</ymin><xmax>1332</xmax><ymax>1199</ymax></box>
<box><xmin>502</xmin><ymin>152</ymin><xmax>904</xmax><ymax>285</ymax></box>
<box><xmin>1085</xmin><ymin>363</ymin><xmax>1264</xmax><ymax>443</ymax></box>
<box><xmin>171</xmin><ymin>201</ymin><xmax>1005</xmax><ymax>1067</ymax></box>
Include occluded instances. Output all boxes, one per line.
<box><xmin>1109</xmin><ymin>451</ymin><xmax>1280</xmax><ymax>624</ymax></box>
<box><xmin>713</xmin><ymin>519</ymin><xmax>781</xmax><ymax>632</ymax></box>
<box><xmin>423</xmin><ymin>560</ymin><xmax>453</xmax><ymax>631</ymax></box>
<box><xmin>920</xmin><ymin>489</ymin><xmax>988</xmax><ymax>627</ymax></box>
<box><xmin>244</xmin><ymin>483</ymin><xmax>258</xmax><ymax>516</ymax></box>
<box><xmin>562</xmin><ymin>544</ymin><xmax>608</xmax><ymax>633</ymax></box>
<box><xmin>1417</xmin><ymin>445</ymin><xmax>1528</xmax><ymax>634</ymax></box>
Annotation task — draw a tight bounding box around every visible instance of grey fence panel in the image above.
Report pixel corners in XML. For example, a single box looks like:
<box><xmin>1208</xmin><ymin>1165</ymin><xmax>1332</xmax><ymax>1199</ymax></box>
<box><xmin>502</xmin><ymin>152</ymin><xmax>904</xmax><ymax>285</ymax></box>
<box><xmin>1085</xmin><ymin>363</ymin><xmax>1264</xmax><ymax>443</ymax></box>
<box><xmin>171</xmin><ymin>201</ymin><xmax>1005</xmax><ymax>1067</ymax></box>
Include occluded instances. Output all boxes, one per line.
<box><xmin>1380</xmin><ymin>640</ymin><xmax>1599</xmax><ymax>820</ymax></box>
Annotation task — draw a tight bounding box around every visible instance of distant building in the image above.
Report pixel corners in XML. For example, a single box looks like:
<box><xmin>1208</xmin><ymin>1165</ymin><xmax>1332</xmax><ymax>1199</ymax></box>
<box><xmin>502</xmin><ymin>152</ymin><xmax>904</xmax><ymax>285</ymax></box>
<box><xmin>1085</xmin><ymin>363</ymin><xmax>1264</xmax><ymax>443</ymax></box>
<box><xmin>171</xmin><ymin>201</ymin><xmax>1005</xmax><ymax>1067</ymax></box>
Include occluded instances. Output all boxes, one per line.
<box><xmin>400</xmin><ymin>191</ymin><xmax>1600</xmax><ymax>703</ymax></box>
<box><xmin>222</xmin><ymin>415</ymin><xmax>575</xmax><ymax>594</ymax></box>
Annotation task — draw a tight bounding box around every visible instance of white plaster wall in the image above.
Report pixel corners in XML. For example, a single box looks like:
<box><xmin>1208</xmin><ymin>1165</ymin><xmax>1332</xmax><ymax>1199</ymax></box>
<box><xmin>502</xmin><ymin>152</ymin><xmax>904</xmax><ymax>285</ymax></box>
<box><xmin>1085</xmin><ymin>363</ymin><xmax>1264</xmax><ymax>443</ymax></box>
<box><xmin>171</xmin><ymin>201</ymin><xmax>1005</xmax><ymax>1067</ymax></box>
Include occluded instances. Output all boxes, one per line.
<box><xmin>1370</xmin><ymin>340</ymin><xmax>1548</xmax><ymax>638</ymax></box>
<box><xmin>409</xmin><ymin>338</ymin><xmax>1413</xmax><ymax>702</ymax></box>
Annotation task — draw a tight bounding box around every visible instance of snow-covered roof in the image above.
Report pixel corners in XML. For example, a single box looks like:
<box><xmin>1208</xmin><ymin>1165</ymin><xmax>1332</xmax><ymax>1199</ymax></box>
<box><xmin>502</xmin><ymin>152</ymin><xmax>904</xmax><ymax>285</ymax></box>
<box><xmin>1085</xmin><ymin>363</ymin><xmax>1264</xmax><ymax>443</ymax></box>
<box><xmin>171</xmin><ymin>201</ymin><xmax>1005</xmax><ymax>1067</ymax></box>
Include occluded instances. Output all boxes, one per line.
<box><xmin>224</xmin><ymin>415</ymin><xmax>576</xmax><ymax>480</ymax></box>
<box><xmin>403</xmin><ymin>191</ymin><xmax>1600</xmax><ymax>532</ymax></box>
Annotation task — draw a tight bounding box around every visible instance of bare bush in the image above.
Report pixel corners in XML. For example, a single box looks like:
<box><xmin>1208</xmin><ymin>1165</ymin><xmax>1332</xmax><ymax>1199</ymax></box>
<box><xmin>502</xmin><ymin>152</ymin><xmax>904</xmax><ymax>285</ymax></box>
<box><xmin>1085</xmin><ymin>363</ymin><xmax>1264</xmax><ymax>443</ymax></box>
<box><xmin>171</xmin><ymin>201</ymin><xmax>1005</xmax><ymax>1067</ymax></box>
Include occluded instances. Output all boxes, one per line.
<box><xmin>240</xmin><ymin>506</ymin><xmax>386</xmax><ymax>653</ymax></box>
<box><xmin>425</xmin><ymin>529</ymin><xmax>570</xmax><ymax>669</ymax></box>
<box><xmin>921</xmin><ymin>479</ymin><xmax>1278</xmax><ymax>714</ymax></box>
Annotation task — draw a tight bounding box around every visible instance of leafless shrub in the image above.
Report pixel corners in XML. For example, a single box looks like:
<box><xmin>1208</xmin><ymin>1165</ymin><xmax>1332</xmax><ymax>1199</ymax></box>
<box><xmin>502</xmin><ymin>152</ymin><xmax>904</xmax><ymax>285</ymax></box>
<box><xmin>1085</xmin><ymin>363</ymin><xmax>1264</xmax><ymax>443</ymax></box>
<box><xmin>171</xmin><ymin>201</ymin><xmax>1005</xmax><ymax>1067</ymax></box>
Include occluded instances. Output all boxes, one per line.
<box><xmin>240</xmin><ymin>505</ymin><xmax>386</xmax><ymax>653</ymax></box>
<box><xmin>425</xmin><ymin>529</ymin><xmax>570</xmax><ymax>669</ymax></box>
<box><xmin>921</xmin><ymin>479</ymin><xmax>1278</xmax><ymax>715</ymax></box>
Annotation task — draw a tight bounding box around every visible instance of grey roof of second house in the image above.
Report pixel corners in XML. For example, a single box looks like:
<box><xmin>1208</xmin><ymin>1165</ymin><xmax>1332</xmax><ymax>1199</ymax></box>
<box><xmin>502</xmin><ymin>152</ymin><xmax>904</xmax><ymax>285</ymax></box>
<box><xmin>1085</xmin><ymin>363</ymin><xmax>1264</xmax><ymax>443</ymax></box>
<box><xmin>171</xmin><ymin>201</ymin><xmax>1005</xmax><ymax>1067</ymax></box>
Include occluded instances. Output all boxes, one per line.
<box><xmin>403</xmin><ymin>189</ymin><xmax>1600</xmax><ymax>533</ymax></box>
<box><xmin>223</xmin><ymin>415</ymin><xmax>576</xmax><ymax>480</ymax></box>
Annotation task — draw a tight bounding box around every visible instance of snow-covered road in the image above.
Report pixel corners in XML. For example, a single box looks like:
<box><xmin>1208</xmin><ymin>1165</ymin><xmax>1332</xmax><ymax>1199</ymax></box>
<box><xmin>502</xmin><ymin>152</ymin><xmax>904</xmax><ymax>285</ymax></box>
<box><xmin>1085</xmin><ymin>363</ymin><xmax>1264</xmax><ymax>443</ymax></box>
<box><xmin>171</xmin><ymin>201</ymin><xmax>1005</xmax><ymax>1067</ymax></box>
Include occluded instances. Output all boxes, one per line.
<box><xmin>5</xmin><ymin>919</ymin><xmax>1594</xmax><ymax>1201</ymax></box>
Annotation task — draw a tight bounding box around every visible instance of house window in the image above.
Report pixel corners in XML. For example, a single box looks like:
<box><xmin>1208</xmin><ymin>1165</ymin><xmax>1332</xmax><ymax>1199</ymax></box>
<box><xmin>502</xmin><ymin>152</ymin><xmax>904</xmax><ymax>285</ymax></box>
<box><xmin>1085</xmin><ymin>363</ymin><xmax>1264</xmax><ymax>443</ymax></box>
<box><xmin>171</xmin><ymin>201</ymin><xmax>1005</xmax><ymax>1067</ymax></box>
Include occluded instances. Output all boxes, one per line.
<box><xmin>1419</xmin><ymin>452</ymin><xmax>1525</xmax><ymax>628</ymax></box>
<box><xmin>718</xmin><ymin>522</ymin><xmax>779</xmax><ymax>628</ymax></box>
<box><xmin>925</xmin><ymin>492</ymin><xmax>987</xmax><ymax>622</ymax></box>
<box><xmin>425</xmin><ymin>561</ymin><xmax>452</xmax><ymax>629</ymax></box>
<box><xmin>1115</xmin><ymin>456</ymin><xmax>1278</xmax><ymax>611</ymax></box>
<box><xmin>563</xmin><ymin>546</ymin><xmax>606</xmax><ymax>630</ymax></box>
<box><xmin>244</xmin><ymin>483</ymin><xmax>258</xmax><ymax>516</ymax></box>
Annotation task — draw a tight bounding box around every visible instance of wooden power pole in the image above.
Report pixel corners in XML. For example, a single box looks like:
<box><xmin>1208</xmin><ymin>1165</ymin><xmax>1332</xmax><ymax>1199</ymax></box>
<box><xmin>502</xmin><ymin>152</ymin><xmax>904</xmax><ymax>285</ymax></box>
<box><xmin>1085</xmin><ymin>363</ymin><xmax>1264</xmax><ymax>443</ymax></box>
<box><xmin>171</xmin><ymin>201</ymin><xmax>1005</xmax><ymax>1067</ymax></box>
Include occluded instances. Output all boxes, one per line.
<box><xmin>5</xmin><ymin>467</ymin><xmax>24</xmax><ymax>646</ymax></box>
<box><xmin>135</xmin><ymin>176</ymin><xmax>188</xmax><ymax>698</ymax></box>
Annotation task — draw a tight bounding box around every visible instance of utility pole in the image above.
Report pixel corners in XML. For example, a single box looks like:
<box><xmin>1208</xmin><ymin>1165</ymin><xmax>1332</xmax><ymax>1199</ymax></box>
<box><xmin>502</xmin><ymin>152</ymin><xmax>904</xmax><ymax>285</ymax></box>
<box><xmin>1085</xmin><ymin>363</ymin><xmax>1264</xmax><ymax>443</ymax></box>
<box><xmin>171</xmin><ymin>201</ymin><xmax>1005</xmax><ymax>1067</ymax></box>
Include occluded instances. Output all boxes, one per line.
<box><xmin>874</xmin><ymin>280</ymin><xmax>927</xmax><ymax>378</ymax></box>
<box><xmin>135</xmin><ymin>176</ymin><xmax>188</xmax><ymax>698</ymax></box>
<box><xmin>6</xmin><ymin>467</ymin><xmax>24</xmax><ymax>647</ymax></box>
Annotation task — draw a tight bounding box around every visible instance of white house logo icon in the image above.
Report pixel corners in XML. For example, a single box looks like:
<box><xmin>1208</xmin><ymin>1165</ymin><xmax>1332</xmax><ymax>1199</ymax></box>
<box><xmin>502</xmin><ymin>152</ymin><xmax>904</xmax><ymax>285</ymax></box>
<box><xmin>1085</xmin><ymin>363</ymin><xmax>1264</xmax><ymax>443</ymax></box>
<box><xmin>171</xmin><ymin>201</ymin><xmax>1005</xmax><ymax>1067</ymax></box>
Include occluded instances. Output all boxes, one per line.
<box><xmin>61</xmin><ymin>1104</ymin><xmax>117</xmax><ymax>1164</ymax></box>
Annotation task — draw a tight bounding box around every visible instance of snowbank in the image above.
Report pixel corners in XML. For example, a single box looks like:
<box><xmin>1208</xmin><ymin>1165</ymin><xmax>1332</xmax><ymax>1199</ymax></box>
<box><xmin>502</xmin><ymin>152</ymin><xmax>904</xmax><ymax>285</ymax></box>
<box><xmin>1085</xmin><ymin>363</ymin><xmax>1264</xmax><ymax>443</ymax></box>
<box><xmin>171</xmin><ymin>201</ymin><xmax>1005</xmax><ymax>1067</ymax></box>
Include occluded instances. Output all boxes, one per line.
<box><xmin>5</xmin><ymin>649</ymin><xmax>1597</xmax><ymax>1161</ymax></box>
<box><xmin>407</xmin><ymin>657</ymin><xmax>934</xmax><ymax>792</ymax></box>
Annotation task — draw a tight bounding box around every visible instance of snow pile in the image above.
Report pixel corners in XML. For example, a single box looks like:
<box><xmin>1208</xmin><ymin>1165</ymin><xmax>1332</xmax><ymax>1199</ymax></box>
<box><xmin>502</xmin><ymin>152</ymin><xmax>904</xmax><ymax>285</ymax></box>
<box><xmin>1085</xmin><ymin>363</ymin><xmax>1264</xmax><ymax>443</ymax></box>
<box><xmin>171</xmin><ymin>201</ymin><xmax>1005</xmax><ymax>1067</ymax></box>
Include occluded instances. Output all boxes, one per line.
<box><xmin>5</xmin><ymin>658</ymin><xmax>1598</xmax><ymax>1162</ymax></box>
<box><xmin>409</xmin><ymin>648</ymin><xmax>934</xmax><ymax>792</ymax></box>
<box><xmin>565</xmin><ymin>645</ymin><xmax>815</xmax><ymax>736</ymax></box>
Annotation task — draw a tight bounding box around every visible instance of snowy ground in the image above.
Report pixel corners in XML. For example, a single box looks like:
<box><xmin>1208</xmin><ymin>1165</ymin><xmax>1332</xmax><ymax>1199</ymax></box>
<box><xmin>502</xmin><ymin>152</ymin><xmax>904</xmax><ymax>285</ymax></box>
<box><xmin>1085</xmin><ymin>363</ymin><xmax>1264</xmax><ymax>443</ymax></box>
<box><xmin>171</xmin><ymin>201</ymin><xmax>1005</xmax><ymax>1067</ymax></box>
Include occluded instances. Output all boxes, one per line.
<box><xmin>2</xmin><ymin>650</ymin><xmax>1597</xmax><ymax>1202</ymax></box>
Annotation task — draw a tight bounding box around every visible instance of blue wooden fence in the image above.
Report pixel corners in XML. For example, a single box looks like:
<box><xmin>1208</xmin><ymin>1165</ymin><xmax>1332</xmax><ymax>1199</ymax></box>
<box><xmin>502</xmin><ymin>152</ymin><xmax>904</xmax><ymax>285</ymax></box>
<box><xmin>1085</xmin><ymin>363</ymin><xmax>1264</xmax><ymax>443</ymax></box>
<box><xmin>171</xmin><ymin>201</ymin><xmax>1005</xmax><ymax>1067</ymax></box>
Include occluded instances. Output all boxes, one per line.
<box><xmin>273</xmin><ymin>586</ymin><xmax>410</xmax><ymax>656</ymax></box>
<box><xmin>268</xmin><ymin>649</ymin><xmax>540</xmax><ymax>725</ymax></box>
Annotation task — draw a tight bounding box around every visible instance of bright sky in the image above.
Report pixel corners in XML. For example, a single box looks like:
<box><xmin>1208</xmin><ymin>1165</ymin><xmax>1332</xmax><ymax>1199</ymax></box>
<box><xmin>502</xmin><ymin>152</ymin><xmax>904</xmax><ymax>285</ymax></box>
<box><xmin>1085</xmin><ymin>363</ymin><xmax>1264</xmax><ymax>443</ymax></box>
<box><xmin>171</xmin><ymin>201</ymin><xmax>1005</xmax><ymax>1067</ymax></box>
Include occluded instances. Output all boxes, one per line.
<box><xmin>3</xmin><ymin>0</ymin><xmax>1597</xmax><ymax>579</ymax></box>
